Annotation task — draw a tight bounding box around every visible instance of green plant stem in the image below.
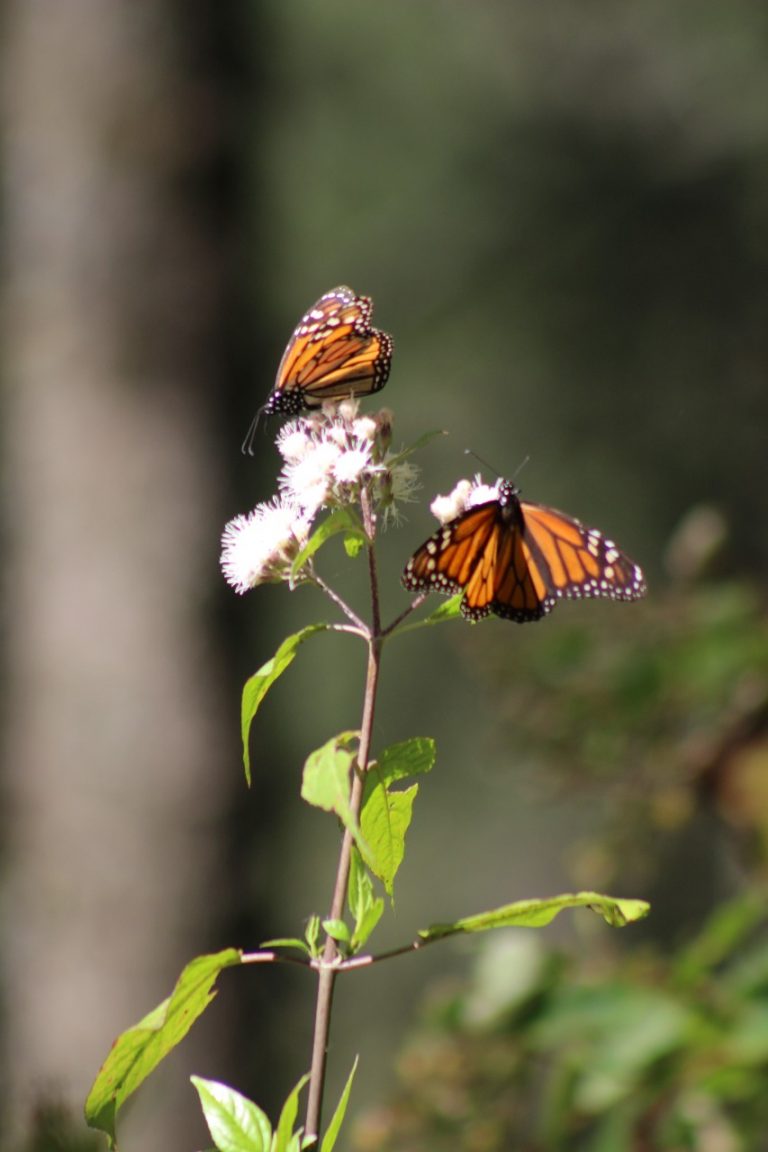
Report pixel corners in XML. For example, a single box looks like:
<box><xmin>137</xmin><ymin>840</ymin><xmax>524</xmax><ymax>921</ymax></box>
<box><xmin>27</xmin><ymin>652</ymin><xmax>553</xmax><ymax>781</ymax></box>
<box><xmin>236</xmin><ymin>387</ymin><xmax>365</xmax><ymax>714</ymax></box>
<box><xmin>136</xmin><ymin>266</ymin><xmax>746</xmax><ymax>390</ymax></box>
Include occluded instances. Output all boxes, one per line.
<box><xmin>304</xmin><ymin>485</ymin><xmax>382</xmax><ymax>1146</ymax></box>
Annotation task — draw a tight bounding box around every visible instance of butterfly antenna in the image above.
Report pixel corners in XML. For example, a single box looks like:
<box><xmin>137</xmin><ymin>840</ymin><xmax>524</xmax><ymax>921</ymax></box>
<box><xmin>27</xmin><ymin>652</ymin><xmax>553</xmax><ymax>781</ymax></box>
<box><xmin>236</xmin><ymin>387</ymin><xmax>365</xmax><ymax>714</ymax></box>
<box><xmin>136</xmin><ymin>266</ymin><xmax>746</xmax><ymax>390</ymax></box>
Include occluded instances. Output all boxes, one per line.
<box><xmin>511</xmin><ymin>454</ymin><xmax>530</xmax><ymax>481</ymax></box>
<box><xmin>241</xmin><ymin>406</ymin><xmax>266</xmax><ymax>456</ymax></box>
<box><xmin>463</xmin><ymin>448</ymin><xmax>501</xmax><ymax>478</ymax></box>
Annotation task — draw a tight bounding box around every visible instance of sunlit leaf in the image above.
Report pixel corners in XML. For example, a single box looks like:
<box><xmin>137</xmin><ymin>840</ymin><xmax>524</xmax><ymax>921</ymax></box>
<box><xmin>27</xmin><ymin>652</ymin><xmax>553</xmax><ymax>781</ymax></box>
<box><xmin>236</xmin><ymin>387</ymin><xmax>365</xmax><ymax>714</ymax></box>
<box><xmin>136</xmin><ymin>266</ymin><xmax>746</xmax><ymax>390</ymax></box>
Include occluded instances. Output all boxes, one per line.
<box><xmin>420</xmin><ymin>893</ymin><xmax>650</xmax><ymax>942</ymax></box>
<box><xmin>259</xmin><ymin>938</ymin><xmax>312</xmax><ymax>958</ymax></box>
<box><xmin>272</xmin><ymin>1073</ymin><xmax>310</xmax><ymax>1152</ymax></box>
<box><xmin>360</xmin><ymin>782</ymin><xmax>418</xmax><ymax>897</ymax></box>
<box><xmin>301</xmin><ymin>733</ymin><xmax>367</xmax><ymax>852</ymax></box>
<box><xmin>192</xmin><ymin>1076</ymin><xmax>271</xmax><ymax>1152</ymax></box>
<box><xmin>320</xmin><ymin>1056</ymin><xmax>359</xmax><ymax>1152</ymax></box>
<box><xmin>86</xmin><ymin>950</ymin><xmax>242</xmax><ymax>1147</ymax></box>
<box><xmin>242</xmin><ymin>625</ymin><xmax>329</xmax><ymax>785</ymax></box>
<box><xmin>397</xmin><ymin>594</ymin><xmax>463</xmax><ymax>634</ymax></box>
<box><xmin>348</xmin><ymin>847</ymin><xmax>385</xmax><ymax>951</ymax></box>
<box><xmin>322</xmin><ymin>919</ymin><xmax>351</xmax><ymax>945</ymax></box>
<box><xmin>357</xmin><ymin>738</ymin><xmax>435</xmax><ymax>897</ymax></box>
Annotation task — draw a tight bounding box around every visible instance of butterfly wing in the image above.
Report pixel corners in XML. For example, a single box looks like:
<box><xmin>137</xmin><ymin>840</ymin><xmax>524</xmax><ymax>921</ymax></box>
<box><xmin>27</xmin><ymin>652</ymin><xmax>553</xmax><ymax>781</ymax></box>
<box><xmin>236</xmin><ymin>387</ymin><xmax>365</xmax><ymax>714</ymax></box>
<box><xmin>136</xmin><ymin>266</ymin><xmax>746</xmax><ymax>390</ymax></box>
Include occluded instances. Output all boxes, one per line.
<box><xmin>403</xmin><ymin>482</ymin><xmax>646</xmax><ymax>624</ymax></box>
<box><xmin>241</xmin><ymin>287</ymin><xmax>392</xmax><ymax>454</ymax></box>
<box><xmin>403</xmin><ymin>497</ymin><xmax>551</xmax><ymax>621</ymax></box>
<box><xmin>516</xmin><ymin>501</ymin><xmax>647</xmax><ymax>609</ymax></box>
<box><xmin>270</xmin><ymin>286</ymin><xmax>392</xmax><ymax>412</ymax></box>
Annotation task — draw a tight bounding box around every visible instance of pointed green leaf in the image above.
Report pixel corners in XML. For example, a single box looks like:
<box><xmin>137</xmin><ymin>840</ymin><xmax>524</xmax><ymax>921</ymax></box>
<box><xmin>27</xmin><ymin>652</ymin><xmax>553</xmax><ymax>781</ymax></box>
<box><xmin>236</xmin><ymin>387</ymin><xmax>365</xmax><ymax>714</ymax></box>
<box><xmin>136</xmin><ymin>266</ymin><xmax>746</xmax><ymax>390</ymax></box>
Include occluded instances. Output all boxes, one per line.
<box><xmin>419</xmin><ymin>893</ymin><xmax>650</xmax><ymax>942</ymax></box>
<box><xmin>291</xmin><ymin>508</ymin><xmax>367</xmax><ymax>580</ymax></box>
<box><xmin>397</xmin><ymin>594</ymin><xmax>463</xmax><ymax>635</ymax></box>
<box><xmin>260</xmin><ymin>938</ymin><xmax>312</xmax><ymax>958</ymax></box>
<box><xmin>351</xmin><ymin>898</ymin><xmax>385</xmax><ymax>953</ymax></box>
<box><xmin>272</xmin><ymin>1073</ymin><xmax>310</xmax><ymax>1152</ymax></box>
<box><xmin>192</xmin><ymin>1076</ymin><xmax>271</xmax><ymax>1152</ymax></box>
<box><xmin>242</xmin><ymin>625</ymin><xmax>329</xmax><ymax>785</ymax></box>
<box><xmin>360</xmin><ymin>782</ymin><xmax>418</xmax><ymax>897</ymax></box>
<box><xmin>320</xmin><ymin>1056</ymin><xmax>359</xmax><ymax>1152</ymax></box>
<box><xmin>305</xmin><ymin>915</ymin><xmax>322</xmax><ymax>957</ymax></box>
<box><xmin>86</xmin><ymin>949</ymin><xmax>242</xmax><ymax>1147</ymax></box>
<box><xmin>322</xmin><ymin>919</ymin><xmax>351</xmax><ymax>945</ymax></box>
<box><xmin>348</xmin><ymin>846</ymin><xmax>384</xmax><ymax>952</ymax></box>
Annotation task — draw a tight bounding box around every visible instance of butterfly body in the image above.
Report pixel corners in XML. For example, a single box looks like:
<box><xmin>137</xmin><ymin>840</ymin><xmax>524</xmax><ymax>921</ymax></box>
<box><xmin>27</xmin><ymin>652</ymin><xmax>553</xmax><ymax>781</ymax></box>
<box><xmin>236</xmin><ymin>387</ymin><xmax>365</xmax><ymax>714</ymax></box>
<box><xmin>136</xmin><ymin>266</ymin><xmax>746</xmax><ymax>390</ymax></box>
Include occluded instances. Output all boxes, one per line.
<box><xmin>403</xmin><ymin>479</ymin><xmax>646</xmax><ymax>623</ymax></box>
<box><xmin>243</xmin><ymin>286</ymin><xmax>392</xmax><ymax>451</ymax></box>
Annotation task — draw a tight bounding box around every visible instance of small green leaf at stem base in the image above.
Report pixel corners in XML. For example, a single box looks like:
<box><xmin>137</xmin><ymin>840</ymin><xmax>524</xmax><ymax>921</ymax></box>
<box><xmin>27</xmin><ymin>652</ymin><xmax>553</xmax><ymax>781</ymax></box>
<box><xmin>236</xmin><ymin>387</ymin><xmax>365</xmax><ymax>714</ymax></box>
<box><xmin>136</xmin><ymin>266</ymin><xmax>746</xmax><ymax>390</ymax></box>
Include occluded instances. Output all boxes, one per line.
<box><xmin>242</xmin><ymin>625</ymin><xmax>330</xmax><ymax>785</ymax></box>
<box><xmin>191</xmin><ymin>1076</ymin><xmax>272</xmax><ymax>1152</ymax></box>
<box><xmin>419</xmin><ymin>893</ymin><xmax>650</xmax><ymax>942</ymax></box>
<box><xmin>320</xmin><ymin>1056</ymin><xmax>359</xmax><ymax>1152</ymax></box>
<box><xmin>85</xmin><ymin>949</ymin><xmax>242</xmax><ymax>1148</ymax></box>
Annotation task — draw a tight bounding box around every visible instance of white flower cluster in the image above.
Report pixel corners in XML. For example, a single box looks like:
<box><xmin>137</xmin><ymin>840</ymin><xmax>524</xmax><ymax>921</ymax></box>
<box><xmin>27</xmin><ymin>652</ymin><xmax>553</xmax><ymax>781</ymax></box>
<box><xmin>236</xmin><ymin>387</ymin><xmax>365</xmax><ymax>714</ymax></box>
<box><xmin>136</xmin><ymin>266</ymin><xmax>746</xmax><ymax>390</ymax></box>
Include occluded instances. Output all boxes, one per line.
<box><xmin>221</xmin><ymin>400</ymin><xmax>419</xmax><ymax>594</ymax></box>
<box><xmin>429</xmin><ymin>474</ymin><xmax>498</xmax><ymax>524</ymax></box>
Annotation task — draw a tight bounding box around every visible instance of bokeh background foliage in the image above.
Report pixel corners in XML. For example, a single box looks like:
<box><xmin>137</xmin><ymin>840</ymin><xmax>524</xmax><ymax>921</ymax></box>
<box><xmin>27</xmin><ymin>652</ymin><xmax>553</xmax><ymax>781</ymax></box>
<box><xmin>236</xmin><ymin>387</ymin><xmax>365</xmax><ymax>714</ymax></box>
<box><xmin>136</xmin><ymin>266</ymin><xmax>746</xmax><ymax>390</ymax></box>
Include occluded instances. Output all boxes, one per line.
<box><xmin>2</xmin><ymin>1</ymin><xmax>768</xmax><ymax>1149</ymax></box>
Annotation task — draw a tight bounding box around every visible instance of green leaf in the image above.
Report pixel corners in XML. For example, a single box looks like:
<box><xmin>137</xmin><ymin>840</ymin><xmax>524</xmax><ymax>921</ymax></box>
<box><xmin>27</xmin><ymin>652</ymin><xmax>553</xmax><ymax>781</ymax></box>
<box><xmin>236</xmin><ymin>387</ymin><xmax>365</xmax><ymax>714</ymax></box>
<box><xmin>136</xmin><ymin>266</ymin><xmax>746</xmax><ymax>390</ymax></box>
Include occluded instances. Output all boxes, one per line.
<box><xmin>348</xmin><ymin>846</ymin><xmax>384</xmax><ymax>951</ymax></box>
<box><xmin>242</xmin><ymin>625</ymin><xmax>329</xmax><ymax>786</ymax></box>
<box><xmin>360</xmin><ymin>781</ymin><xmax>418</xmax><ymax>897</ymax></box>
<box><xmin>85</xmin><ymin>949</ymin><xmax>242</xmax><ymax>1147</ymax></box>
<box><xmin>397</xmin><ymin>594</ymin><xmax>463</xmax><ymax>635</ymax></box>
<box><xmin>357</xmin><ymin>739</ymin><xmax>435</xmax><ymax>898</ymax></box>
<box><xmin>301</xmin><ymin>733</ymin><xmax>367</xmax><ymax>852</ymax></box>
<box><xmin>291</xmin><ymin>508</ymin><xmax>367</xmax><ymax>580</ymax></box>
<box><xmin>419</xmin><ymin>893</ymin><xmax>650</xmax><ymax>942</ymax></box>
<box><xmin>192</xmin><ymin>1076</ymin><xmax>271</xmax><ymax>1152</ymax></box>
<box><xmin>375</xmin><ymin>737</ymin><xmax>436</xmax><ymax>784</ymax></box>
<box><xmin>260</xmin><ymin>938</ymin><xmax>311</xmax><ymax>958</ymax></box>
<box><xmin>272</xmin><ymin>1073</ymin><xmax>310</xmax><ymax>1152</ymax></box>
<box><xmin>320</xmin><ymin>1056</ymin><xmax>359</xmax><ymax>1152</ymax></box>
<box><xmin>305</xmin><ymin>915</ymin><xmax>322</xmax><ymax>957</ymax></box>
<box><xmin>322</xmin><ymin>918</ymin><xmax>351</xmax><ymax>945</ymax></box>
<box><xmin>351</xmin><ymin>897</ymin><xmax>385</xmax><ymax>953</ymax></box>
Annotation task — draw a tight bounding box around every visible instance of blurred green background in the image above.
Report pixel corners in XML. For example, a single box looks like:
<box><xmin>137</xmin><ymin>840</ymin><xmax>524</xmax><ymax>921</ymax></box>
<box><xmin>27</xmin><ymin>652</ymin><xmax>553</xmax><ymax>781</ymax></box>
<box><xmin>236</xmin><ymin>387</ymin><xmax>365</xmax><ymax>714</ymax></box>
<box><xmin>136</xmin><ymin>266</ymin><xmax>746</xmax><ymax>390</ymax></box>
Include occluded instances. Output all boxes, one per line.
<box><xmin>2</xmin><ymin>2</ymin><xmax>768</xmax><ymax>1149</ymax></box>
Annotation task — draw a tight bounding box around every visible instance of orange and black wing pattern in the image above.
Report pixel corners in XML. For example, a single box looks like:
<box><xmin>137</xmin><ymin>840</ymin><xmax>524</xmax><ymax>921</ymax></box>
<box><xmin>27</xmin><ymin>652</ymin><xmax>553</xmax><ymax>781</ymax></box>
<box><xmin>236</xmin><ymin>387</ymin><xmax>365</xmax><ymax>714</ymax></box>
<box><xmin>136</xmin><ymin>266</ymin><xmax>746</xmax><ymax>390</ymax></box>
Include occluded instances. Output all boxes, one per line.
<box><xmin>243</xmin><ymin>286</ymin><xmax>392</xmax><ymax>453</ymax></box>
<box><xmin>403</xmin><ymin>480</ymin><xmax>646</xmax><ymax>623</ymax></box>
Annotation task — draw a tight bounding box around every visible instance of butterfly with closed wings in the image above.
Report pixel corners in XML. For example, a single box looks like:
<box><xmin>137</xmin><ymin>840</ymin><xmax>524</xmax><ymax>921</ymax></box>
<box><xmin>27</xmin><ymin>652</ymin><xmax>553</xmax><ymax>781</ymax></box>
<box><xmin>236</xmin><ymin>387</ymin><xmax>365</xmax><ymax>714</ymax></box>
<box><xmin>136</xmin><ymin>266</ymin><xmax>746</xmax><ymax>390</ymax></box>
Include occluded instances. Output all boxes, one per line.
<box><xmin>403</xmin><ymin>477</ymin><xmax>646</xmax><ymax>623</ymax></box>
<box><xmin>242</xmin><ymin>286</ymin><xmax>393</xmax><ymax>454</ymax></box>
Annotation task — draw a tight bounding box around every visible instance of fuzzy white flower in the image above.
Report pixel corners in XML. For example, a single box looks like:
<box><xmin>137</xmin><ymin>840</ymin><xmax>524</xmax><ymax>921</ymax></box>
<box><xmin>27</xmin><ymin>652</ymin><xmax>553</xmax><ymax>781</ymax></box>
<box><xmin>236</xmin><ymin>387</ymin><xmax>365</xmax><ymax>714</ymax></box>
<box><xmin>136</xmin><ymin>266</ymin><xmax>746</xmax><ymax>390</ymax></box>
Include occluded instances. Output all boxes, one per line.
<box><xmin>276</xmin><ymin>421</ymin><xmax>311</xmax><ymax>464</ymax></box>
<box><xmin>352</xmin><ymin>415</ymin><xmax>378</xmax><ymax>443</ymax></box>
<box><xmin>337</xmin><ymin>397</ymin><xmax>360</xmax><ymax>422</ymax></box>
<box><xmin>333</xmin><ymin>445</ymin><xmax>373</xmax><ymax>486</ymax></box>
<box><xmin>430</xmin><ymin>478</ymin><xmax>473</xmax><ymax>523</ymax></box>
<box><xmin>281</xmin><ymin>439</ymin><xmax>342</xmax><ymax>513</ymax></box>
<box><xmin>220</xmin><ymin>498</ymin><xmax>310</xmax><ymax>593</ymax></box>
<box><xmin>466</xmin><ymin>475</ymin><xmax>500</xmax><ymax>508</ymax></box>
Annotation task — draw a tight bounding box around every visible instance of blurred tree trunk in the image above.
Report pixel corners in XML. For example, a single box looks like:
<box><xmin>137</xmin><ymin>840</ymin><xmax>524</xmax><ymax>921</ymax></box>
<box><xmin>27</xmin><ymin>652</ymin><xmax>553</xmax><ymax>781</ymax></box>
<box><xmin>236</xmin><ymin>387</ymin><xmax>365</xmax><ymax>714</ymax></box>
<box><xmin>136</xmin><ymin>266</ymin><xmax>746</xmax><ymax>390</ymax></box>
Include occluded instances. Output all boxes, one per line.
<box><xmin>1</xmin><ymin>2</ymin><xmax>244</xmax><ymax>1146</ymax></box>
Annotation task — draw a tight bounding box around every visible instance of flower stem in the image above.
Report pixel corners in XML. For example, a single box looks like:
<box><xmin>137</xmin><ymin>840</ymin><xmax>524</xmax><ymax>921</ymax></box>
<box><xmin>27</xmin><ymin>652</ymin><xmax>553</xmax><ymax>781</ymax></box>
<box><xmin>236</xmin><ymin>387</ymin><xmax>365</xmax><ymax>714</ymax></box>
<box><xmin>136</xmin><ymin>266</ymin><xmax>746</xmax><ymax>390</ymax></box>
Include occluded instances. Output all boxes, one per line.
<box><xmin>304</xmin><ymin>485</ymin><xmax>382</xmax><ymax>1145</ymax></box>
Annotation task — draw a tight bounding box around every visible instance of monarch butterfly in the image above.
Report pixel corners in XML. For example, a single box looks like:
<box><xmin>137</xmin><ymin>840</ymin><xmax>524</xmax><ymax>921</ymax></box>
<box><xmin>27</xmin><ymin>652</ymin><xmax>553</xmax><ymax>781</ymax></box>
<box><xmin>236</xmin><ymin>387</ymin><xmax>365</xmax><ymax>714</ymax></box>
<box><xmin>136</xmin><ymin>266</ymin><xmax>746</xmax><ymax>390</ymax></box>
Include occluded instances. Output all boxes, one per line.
<box><xmin>242</xmin><ymin>285</ymin><xmax>393</xmax><ymax>454</ymax></box>
<box><xmin>403</xmin><ymin>478</ymin><xmax>646</xmax><ymax>623</ymax></box>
